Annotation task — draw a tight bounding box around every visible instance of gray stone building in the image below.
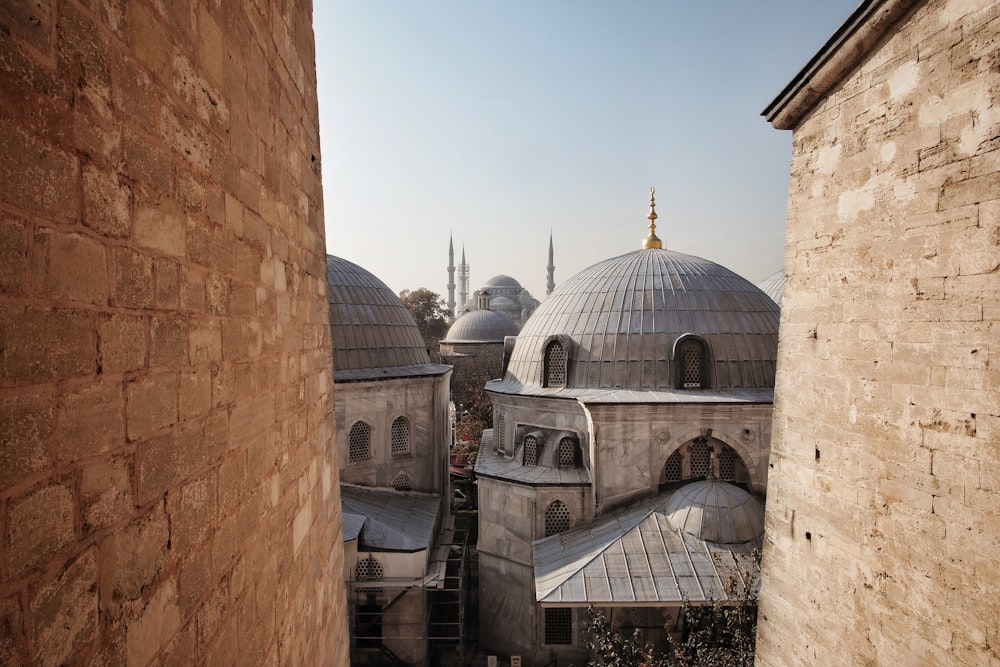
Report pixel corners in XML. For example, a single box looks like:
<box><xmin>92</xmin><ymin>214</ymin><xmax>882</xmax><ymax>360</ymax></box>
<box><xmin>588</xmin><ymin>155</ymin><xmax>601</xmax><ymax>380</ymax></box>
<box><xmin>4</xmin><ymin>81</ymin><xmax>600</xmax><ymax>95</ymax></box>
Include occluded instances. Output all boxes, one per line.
<box><xmin>475</xmin><ymin>194</ymin><xmax>779</xmax><ymax>665</ymax></box>
<box><xmin>326</xmin><ymin>255</ymin><xmax>453</xmax><ymax>665</ymax></box>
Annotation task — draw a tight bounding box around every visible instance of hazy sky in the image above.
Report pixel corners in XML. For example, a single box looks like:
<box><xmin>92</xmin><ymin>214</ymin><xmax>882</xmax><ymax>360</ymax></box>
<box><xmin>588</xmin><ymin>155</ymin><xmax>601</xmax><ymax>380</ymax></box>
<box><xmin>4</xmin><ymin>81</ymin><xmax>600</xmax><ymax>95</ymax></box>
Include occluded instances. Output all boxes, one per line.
<box><xmin>314</xmin><ymin>1</ymin><xmax>859</xmax><ymax>303</ymax></box>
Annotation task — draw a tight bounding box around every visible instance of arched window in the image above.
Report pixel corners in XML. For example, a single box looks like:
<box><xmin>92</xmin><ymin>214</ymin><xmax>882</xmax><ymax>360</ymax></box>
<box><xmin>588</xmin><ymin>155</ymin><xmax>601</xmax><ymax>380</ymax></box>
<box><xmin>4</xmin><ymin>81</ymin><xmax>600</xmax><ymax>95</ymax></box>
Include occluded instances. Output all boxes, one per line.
<box><xmin>391</xmin><ymin>472</ymin><xmax>412</xmax><ymax>491</ymax></box>
<box><xmin>390</xmin><ymin>416</ymin><xmax>409</xmax><ymax>455</ymax></box>
<box><xmin>545</xmin><ymin>500</ymin><xmax>570</xmax><ymax>537</ymax></box>
<box><xmin>523</xmin><ymin>435</ymin><xmax>539</xmax><ymax>466</ymax></box>
<box><xmin>355</xmin><ymin>556</ymin><xmax>383</xmax><ymax>581</ymax></box>
<box><xmin>678</xmin><ymin>339</ymin><xmax>706</xmax><ymax>389</ymax></box>
<box><xmin>348</xmin><ymin>421</ymin><xmax>372</xmax><ymax>463</ymax></box>
<box><xmin>544</xmin><ymin>340</ymin><xmax>567</xmax><ymax>387</ymax></box>
<box><xmin>663</xmin><ymin>449</ymin><xmax>682</xmax><ymax>482</ymax></box>
<box><xmin>558</xmin><ymin>437</ymin><xmax>578</xmax><ymax>468</ymax></box>
<box><xmin>690</xmin><ymin>438</ymin><xmax>711</xmax><ymax>477</ymax></box>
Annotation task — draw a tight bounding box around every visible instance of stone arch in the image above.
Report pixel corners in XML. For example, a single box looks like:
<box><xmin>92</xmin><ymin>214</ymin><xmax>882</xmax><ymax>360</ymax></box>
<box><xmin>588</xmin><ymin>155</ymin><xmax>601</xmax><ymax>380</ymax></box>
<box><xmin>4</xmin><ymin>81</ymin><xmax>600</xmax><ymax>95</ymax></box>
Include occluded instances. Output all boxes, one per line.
<box><xmin>659</xmin><ymin>427</ymin><xmax>761</xmax><ymax>490</ymax></box>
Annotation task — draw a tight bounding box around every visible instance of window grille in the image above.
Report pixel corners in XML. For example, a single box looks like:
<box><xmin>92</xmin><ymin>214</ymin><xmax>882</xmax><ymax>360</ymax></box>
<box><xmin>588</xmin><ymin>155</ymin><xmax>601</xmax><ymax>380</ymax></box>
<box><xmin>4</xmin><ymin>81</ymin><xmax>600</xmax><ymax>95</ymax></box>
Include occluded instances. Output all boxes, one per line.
<box><xmin>558</xmin><ymin>437</ymin><xmax>577</xmax><ymax>468</ymax></box>
<box><xmin>544</xmin><ymin>341</ymin><xmax>567</xmax><ymax>387</ymax></box>
<box><xmin>355</xmin><ymin>556</ymin><xmax>383</xmax><ymax>581</ymax></box>
<box><xmin>392</xmin><ymin>472</ymin><xmax>412</xmax><ymax>491</ymax></box>
<box><xmin>545</xmin><ymin>500</ymin><xmax>570</xmax><ymax>537</ymax></box>
<box><xmin>523</xmin><ymin>435</ymin><xmax>538</xmax><ymax>466</ymax></box>
<box><xmin>390</xmin><ymin>416</ymin><xmax>409</xmax><ymax>455</ymax></box>
<box><xmin>544</xmin><ymin>608</ymin><xmax>573</xmax><ymax>645</ymax></box>
<box><xmin>690</xmin><ymin>439</ymin><xmax>711</xmax><ymax>477</ymax></box>
<box><xmin>496</xmin><ymin>412</ymin><xmax>505</xmax><ymax>455</ymax></box>
<box><xmin>348</xmin><ymin>421</ymin><xmax>372</xmax><ymax>463</ymax></box>
<box><xmin>680</xmin><ymin>339</ymin><xmax>703</xmax><ymax>389</ymax></box>
<box><xmin>718</xmin><ymin>446</ymin><xmax>737</xmax><ymax>481</ymax></box>
<box><xmin>663</xmin><ymin>449</ymin><xmax>682</xmax><ymax>482</ymax></box>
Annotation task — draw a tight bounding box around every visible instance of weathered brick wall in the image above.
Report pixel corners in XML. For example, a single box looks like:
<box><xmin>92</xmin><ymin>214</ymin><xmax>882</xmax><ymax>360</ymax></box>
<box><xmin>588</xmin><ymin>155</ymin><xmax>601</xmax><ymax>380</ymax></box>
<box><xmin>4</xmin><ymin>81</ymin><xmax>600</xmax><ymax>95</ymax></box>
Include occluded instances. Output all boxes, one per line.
<box><xmin>757</xmin><ymin>1</ymin><xmax>999</xmax><ymax>665</ymax></box>
<box><xmin>0</xmin><ymin>2</ymin><xmax>348</xmax><ymax>664</ymax></box>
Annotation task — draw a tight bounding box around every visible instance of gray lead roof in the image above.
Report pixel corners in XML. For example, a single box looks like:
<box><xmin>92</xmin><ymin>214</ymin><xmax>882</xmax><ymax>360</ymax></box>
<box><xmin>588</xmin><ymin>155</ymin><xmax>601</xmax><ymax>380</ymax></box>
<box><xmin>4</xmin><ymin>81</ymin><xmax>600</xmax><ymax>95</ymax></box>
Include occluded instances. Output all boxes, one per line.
<box><xmin>502</xmin><ymin>248</ymin><xmax>779</xmax><ymax>393</ymax></box>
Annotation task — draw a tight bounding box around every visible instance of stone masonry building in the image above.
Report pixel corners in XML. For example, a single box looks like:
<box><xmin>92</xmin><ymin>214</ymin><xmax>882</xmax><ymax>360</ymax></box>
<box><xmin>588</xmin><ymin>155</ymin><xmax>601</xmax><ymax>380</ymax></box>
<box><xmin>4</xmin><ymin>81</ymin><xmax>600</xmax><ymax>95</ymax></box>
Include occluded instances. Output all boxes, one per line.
<box><xmin>0</xmin><ymin>2</ymin><xmax>349</xmax><ymax>664</ymax></box>
<box><xmin>757</xmin><ymin>0</ymin><xmax>1000</xmax><ymax>665</ymax></box>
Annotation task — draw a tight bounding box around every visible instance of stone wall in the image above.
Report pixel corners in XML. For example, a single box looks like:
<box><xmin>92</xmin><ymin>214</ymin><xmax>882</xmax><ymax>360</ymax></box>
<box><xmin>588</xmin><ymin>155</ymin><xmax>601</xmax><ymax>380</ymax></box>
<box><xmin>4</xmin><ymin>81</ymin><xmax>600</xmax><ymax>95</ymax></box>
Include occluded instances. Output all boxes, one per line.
<box><xmin>0</xmin><ymin>2</ymin><xmax>348</xmax><ymax>664</ymax></box>
<box><xmin>757</xmin><ymin>0</ymin><xmax>999</xmax><ymax>664</ymax></box>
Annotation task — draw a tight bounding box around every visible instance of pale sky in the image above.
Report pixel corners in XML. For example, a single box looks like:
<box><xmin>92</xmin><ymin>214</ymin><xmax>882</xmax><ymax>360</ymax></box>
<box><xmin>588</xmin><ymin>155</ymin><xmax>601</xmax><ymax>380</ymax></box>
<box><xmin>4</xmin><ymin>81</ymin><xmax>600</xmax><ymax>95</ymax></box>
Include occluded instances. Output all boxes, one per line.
<box><xmin>314</xmin><ymin>1</ymin><xmax>859</xmax><ymax>303</ymax></box>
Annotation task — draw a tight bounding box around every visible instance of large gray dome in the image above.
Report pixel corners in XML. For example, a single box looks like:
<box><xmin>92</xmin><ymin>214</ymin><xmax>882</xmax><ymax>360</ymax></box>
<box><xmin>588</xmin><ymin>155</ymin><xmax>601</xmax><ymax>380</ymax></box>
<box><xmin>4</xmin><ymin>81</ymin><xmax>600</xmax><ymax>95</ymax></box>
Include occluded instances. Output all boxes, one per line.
<box><xmin>483</xmin><ymin>274</ymin><xmax>522</xmax><ymax>289</ymax></box>
<box><xmin>326</xmin><ymin>255</ymin><xmax>440</xmax><ymax>378</ymax></box>
<box><xmin>444</xmin><ymin>308</ymin><xmax>520</xmax><ymax>343</ymax></box>
<box><xmin>501</xmin><ymin>248</ymin><xmax>779</xmax><ymax>392</ymax></box>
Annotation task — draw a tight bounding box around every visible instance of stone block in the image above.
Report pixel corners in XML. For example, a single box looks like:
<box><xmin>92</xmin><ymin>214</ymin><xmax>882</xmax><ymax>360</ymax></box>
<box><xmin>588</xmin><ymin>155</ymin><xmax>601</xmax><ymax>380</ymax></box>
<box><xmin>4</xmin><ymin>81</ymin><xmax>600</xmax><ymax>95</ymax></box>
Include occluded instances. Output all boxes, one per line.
<box><xmin>189</xmin><ymin>321</ymin><xmax>223</xmax><ymax>364</ymax></box>
<box><xmin>136</xmin><ymin>422</ymin><xmax>204</xmax><ymax>505</ymax></box>
<box><xmin>55</xmin><ymin>379</ymin><xmax>125</xmax><ymax>463</ymax></box>
<box><xmin>167</xmin><ymin>474</ymin><xmax>217</xmax><ymax>555</ymax></box>
<box><xmin>110</xmin><ymin>247</ymin><xmax>154</xmax><ymax>308</ymax></box>
<box><xmin>81</xmin><ymin>455</ymin><xmax>132</xmax><ymax>532</ymax></box>
<box><xmin>134</xmin><ymin>198</ymin><xmax>187</xmax><ymax>258</ymax></box>
<box><xmin>99</xmin><ymin>507</ymin><xmax>169</xmax><ymax>605</ymax></box>
<box><xmin>179</xmin><ymin>368</ymin><xmax>212</xmax><ymax>421</ymax></box>
<box><xmin>0</xmin><ymin>390</ymin><xmax>54</xmax><ymax>493</ymax></box>
<box><xmin>0</xmin><ymin>306</ymin><xmax>96</xmax><ymax>386</ymax></box>
<box><xmin>150</xmin><ymin>315</ymin><xmax>188</xmax><ymax>367</ymax></box>
<box><xmin>155</xmin><ymin>258</ymin><xmax>181</xmax><ymax>308</ymax></box>
<box><xmin>125</xmin><ymin>578</ymin><xmax>181</xmax><ymax>667</ymax></box>
<box><xmin>99</xmin><ymin>313</ymin><xmax>148</xmax><ymax>374</ymax></box>
<box><xmin>29</xmin><ymin>550</ymin><xmax>99</xmax><ymax>665</ymax></box>
<box><xmin>126</xmin><ymin>372</ymin><xmax>179</xmax><ymax>442</ymax></box>
<box><xmin>0</xmin><ymin>119</ymin><xmax>79</xmax><ymax>221</ymax></box>
<box><xmin>0</xmin><ymin>213</ymin><xmax>30</xmax><ymax>296</ymax></box>
<box><xmin>0</xmin><ymin>591</ymin><xmax>23</xmax><ymax>666</ymax></box>
<box><xmin>33</xmin><ymin>229</ymin><xmax>108</xmax><ymax>306</ymax></box>
<box><xmin>6</xmin><ymin>482</ymin><xmax>76</xmax><ymax>578</ymax></box>
<box><xmin>179</xmin><ymin>544</ymin><xmax>212</xmax><ymax>615</ymax></box>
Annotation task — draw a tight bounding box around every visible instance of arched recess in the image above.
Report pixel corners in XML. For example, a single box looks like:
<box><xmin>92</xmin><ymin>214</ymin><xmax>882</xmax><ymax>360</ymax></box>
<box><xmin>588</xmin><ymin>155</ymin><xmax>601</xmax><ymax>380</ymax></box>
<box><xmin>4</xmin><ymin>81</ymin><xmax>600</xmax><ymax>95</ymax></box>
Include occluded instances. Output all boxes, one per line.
<box><xmin>659</xmin><ymin>427</ymin><xmax>761</xmax><ymax>491</ymax></box>
<box><xmin>671</xmin><ymin>333</ymin><xmax>713</xmax><ymax>389</ymax></box>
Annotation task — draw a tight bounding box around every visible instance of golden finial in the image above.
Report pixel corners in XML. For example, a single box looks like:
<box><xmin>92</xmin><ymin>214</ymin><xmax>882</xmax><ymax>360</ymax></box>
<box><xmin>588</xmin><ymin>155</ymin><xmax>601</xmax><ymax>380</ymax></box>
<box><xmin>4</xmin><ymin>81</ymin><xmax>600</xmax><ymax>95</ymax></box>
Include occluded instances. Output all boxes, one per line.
<box><xmin>642</xmin><ymin>187</ymin><xmax>663</xmax><ymax>249</ymax></box>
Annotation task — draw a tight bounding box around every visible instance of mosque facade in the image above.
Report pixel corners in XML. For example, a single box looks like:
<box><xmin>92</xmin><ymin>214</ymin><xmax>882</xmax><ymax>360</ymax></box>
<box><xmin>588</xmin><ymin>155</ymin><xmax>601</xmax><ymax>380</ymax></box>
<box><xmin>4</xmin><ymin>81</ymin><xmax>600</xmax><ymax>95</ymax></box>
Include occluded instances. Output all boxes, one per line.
<box><xmin>474</xmin><ymin>194</ymin><xmax>779</xmax><ymax>665</ymax></box>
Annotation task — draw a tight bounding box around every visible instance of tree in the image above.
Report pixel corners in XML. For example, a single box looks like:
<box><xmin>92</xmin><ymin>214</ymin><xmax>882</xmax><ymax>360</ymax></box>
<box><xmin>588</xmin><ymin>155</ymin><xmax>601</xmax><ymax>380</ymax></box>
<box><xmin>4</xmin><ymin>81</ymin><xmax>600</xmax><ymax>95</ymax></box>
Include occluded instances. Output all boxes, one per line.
<box><xmin>399</xmin><ymin>287</ymin><xmax>450</xmax><ymax>353</ymax></box>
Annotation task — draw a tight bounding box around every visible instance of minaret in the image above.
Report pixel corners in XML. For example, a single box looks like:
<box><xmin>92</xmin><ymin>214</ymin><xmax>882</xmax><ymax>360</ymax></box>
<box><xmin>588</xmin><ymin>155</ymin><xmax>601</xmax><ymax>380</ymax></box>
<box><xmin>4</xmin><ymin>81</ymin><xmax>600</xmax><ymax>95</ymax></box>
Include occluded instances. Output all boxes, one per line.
<box><xmin>457</xmin><ymin>246</ymin><xmax>469</xmax><ymax>312</ymax></box>
<box><xmin>447</xmin><ymin>233</ymin><xmax>456</xmax><ymax>319</ymax></box>
<box><xmin>642</xmin><ymin>187</ymin><xmax>663</xmax><ymax>249</ymax></box>
<box><xmin>546</xmin><ymin>231</ymin><xmax>555</xmax><ymax>296</ymax></box>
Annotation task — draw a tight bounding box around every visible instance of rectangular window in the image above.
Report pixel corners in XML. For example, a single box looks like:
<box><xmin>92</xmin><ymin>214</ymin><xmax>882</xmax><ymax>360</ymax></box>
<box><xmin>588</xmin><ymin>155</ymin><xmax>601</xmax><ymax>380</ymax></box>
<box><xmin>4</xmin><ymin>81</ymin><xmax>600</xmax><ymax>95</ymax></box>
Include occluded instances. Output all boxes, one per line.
<box><xmin>544</xmin><ymin>607</ymin><xmax>573</xmax><ymax>645</ymax></box>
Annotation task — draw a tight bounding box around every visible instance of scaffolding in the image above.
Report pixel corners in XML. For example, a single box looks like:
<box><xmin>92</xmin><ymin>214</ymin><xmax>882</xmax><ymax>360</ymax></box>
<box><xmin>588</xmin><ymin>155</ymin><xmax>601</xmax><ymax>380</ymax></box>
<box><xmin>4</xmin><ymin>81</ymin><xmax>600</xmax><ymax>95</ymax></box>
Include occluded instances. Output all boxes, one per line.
<box><xmin>348</xmin><ymin>515</ymin><xmax>475</xmax><ymax>666</ymax></box>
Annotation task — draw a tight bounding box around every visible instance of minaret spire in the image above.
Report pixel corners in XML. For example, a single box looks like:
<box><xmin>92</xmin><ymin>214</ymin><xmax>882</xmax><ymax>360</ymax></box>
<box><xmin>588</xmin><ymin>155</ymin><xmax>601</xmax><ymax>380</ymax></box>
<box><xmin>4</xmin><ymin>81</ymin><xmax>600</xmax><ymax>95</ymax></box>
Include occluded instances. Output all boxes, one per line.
<box><xmin>546</xmin><ymin>230</ymin><xmax>555</xmax><ymax>296</ymax></box>
<box><xmin>642</xmin><ymin>187</ymin><xmax>663</xmax><ymax>249</ymax></box>
<box><xmin>447</xmin><ymin>232</ymin><xmax>456</xmax><ymax>320</ymax></box>
<box><xmin>457</xmin><ymin>245</ymin><xmax>469</xmax><ymax>312</ymax></box>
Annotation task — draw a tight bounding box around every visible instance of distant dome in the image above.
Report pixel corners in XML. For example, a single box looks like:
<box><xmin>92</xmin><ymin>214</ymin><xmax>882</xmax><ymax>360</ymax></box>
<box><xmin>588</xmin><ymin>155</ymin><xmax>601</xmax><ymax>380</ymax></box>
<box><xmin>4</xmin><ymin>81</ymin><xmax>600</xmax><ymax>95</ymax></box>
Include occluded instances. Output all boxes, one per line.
<box><xmin>491</xmin><ymin>296</ymin><xmax>517</xmax><ymax>307</ymax></box>
<box><xmin>444</xmin><ymin>309</ymin><xmax>519</xmax><ymax>343</ymax></box>
<box><xmin>502</xmin><ymin>248</ymin><xmax>779</xmax><ymax>392</ymax></box>
<box><xmin>326</xmin><ymin>255</ymin><xmax>433</xmax><ymax>376</ymax></box>
<box><xmin>665</xmin><ymin>478</ymin><xmax>764</xmax><ymax>543</ymax></box>
<box><xmin>483</xmin><ymin>274</ymin><xmax>522</xmax><ymax>289</ymax></box>
<box><xmin>757</xmin><ymin>270</ymin><xmax>786</xmax><ymax>306</ymax></box>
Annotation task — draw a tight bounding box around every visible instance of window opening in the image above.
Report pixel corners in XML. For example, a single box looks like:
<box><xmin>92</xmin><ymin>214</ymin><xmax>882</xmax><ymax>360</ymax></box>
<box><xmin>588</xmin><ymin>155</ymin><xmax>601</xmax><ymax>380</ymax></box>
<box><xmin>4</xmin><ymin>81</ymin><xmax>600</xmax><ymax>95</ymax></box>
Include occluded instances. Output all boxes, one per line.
<box><xmin>348</xmin><ymin>421</ymin><xmax>372</xmax><ymax>463</ymax></box>
<box><xmin>545</xmin><ymin>500</ymin><xmax>570</xmax><ymax>536</ymax></box>
<box><xmin>355</xmin><ymin>555</ymin><xmax>383</xmax><ymax>581</ymax></box>
<box><xmin>390</xmin><ymin>416</ymin><xmax>409</xmax><ymax>455</ymax></box>
<box><xmin>719</xmin><ymin>446</ymin><xmax>737</xmax><ymax>481</ymax></box>
<box><xmin>544</xmin><ymin>607</ymin><xmax>573</xmax><ymax>645</ymax></box>
<box><xmin>558</xmin><ymin>437</ymin><xmax>578</xmax><ymax>468</ymax></box>
<box><xmin>496</xmin><ymin>411</ymin><xmax>505</xmax><ymax>455</ymax></box>
<box><xmin>680</xmin><ymin>339</ymin><xmax>704</xmax><ymax>389</ymax></box>
<box><xmin>391</xmin><ymin>472</ymin><xmax>412</xmax><ymax>491</ymax></box>
<box><xmin>544</xmin><ymin>341</ymin><xmax>567</xmax><ymax>387</ymax></box>
<box><xmin>690</xmin><ymin>438</ymin><xmax>711</xmax><ymax>478</ymax></box>
<box><xmin>524</xmin><ymin>435</ymin><xmax>538</xmax><ymax>466</ymax></box>
<box><xmin>663</xmin><ymin>449</ymin><xmax>682</xmax><ymax>482</ymax></box>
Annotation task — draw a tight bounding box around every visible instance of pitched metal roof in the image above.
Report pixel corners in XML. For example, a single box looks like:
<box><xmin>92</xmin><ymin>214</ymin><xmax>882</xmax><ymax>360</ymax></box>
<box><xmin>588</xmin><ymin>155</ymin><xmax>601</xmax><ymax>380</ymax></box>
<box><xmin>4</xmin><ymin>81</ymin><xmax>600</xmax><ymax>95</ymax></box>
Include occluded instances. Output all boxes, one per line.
<box><xmin>340</xmin><ymin>485</ymin><xmax>441</xmax><ymax>552</ymax></box>
<box><xmin>474</xmin><ymin>429</ymin><xmax>591</xmax><ymax>486</ymax></box>
<box><xmin>533</xmin><ymin>489</ymin><xmax>761</xmax><ymax>606</ymax></box>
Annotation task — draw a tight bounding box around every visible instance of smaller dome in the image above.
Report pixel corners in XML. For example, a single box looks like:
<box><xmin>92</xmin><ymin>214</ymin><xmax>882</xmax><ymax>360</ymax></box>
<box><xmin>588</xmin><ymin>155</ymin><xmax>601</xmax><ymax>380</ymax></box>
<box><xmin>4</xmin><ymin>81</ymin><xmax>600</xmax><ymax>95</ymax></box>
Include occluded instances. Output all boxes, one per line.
<box><xmin>490</xmin><ymin>296</ymin><xmax>517</xmax><ymax>307</ymax></box>
<box><xmin>757</xmin><ymin>270</ymin><xmax>786</xmax><ymax>306</ymax></box>
<box><xmin>444</xmin><ymin>309</ymin><xmax>520</xmax><ymax>343</ymax></box>
<box><xmin>665</xmin><ymin>479</ymin><xmax>764</xmax><ymax>544</ymax></box>
<box><xmin>483</xmin><ymin>274</ymin><xmax>522</xmax><ymax>289</ymax></box>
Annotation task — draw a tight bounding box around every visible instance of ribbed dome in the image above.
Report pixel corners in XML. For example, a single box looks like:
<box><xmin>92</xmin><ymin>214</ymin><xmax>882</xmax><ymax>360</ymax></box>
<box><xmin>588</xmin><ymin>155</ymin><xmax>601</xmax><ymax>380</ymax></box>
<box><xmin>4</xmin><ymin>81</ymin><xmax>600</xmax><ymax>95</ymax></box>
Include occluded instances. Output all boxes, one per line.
<box><xmin>483</xmin><ymin>274</ymin><xmax>522</xmax><ymax>289</ymax></box>
<box><xmin>326</xmin><ymin>255</ymin><xmax>430</xmax><ymax>373</ymax></box>
<box><xmin>502</xmin><ymin>248</ymin><xmax>779</xmax><ymax>391</ymax></box>
<box><xmin>444</xmin><ymin>309</ymin><xmax>520</xmax><ymax>343</ymax></box>
<box><xmin>665</xmin><ymin>478</ymin><xmax>764</xmax><ymax>544</ymax></box>
<box><xmin>757</xmin><ymin>270</ymin><xmax>786</xmax><ymax>306</ymax></box>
